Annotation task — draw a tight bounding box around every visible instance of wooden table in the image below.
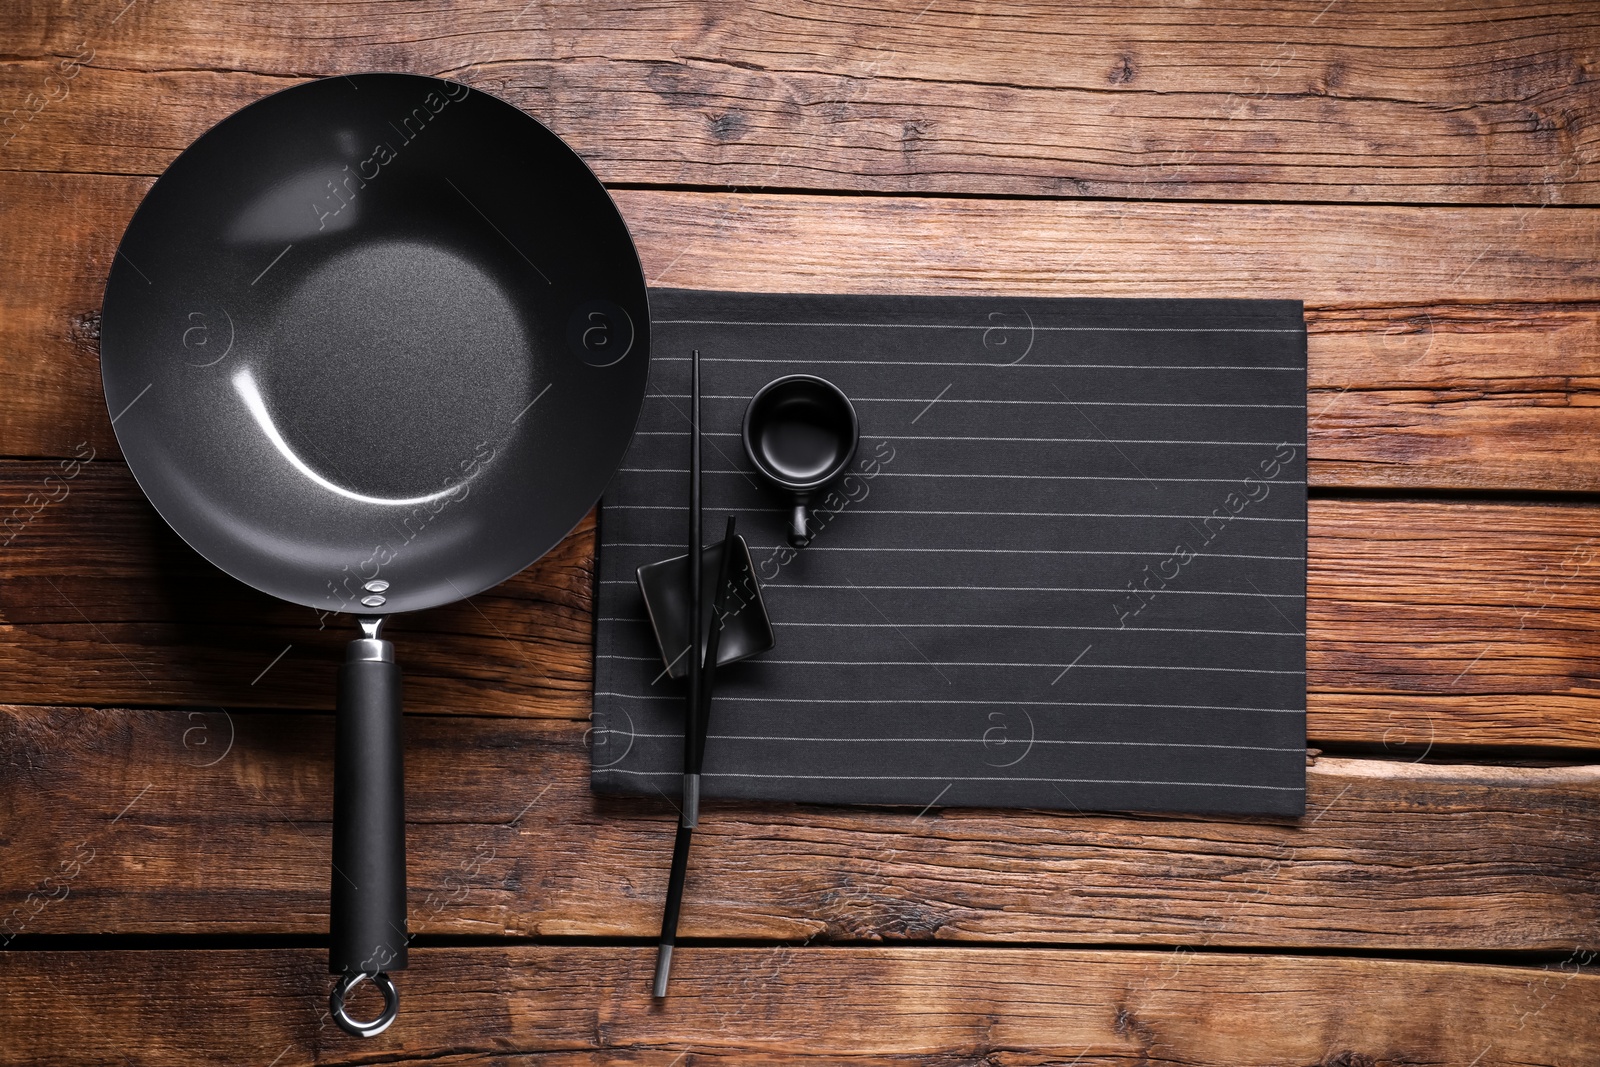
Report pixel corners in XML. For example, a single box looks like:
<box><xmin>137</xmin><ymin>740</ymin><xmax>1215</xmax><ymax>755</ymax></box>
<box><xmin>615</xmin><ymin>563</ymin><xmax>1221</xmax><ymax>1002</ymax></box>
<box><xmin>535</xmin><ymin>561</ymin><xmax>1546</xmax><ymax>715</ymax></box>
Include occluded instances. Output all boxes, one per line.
<box><xmin>2</xmin><ymin>2</ymin><xmax>1597</xmax><ymax>1063</ymax></box>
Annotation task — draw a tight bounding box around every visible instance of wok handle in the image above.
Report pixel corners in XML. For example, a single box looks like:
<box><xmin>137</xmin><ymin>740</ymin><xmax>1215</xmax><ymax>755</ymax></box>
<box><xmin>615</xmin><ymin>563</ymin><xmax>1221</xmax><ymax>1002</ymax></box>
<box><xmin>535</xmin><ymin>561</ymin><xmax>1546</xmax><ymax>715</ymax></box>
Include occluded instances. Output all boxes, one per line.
<box><xmin>329</xmin><ymin>625</ymin><xmax>406</xmax><ymax>1037</ymax></box>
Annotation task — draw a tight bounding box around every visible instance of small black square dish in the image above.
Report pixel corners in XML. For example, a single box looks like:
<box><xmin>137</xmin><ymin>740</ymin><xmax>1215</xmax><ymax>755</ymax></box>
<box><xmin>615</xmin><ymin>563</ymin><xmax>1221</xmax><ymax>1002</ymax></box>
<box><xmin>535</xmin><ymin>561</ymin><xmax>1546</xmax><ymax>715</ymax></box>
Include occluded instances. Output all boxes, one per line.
<box><xmin>637</xmin><ymin>534</ymin><xmax>775</xmax><ymax>680</ymax></box>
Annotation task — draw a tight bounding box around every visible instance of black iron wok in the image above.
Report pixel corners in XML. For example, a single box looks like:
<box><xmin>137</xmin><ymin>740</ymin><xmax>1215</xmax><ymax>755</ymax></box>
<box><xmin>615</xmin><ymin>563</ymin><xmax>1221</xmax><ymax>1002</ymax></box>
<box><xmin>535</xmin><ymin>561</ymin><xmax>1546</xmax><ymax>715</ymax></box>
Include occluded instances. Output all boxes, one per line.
<box><xmin>100</xmin><ymin>73</ymin><xmax>649</xmax><ymax>1035</ymax></box>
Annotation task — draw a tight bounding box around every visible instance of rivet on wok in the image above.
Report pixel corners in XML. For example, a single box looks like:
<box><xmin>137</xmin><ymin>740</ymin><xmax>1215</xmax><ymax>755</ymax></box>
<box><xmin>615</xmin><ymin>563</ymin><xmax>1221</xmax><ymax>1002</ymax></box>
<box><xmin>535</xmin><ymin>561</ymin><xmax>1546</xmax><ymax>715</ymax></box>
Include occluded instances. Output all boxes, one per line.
<box><xmin>361</xmin><ymin>594</ymin><xmax>387</xmax><ymax>607</ymax></box>
<box><xmin>364</xmin><ymin>580</ymin><xmax>389</xmax><ymax>592</ymax></box>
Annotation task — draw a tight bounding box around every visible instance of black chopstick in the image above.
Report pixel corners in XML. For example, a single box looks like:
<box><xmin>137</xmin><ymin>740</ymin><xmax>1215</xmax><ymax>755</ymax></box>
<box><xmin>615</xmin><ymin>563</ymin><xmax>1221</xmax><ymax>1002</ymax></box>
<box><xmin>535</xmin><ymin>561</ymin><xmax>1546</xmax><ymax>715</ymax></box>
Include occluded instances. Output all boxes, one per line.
<box><xmin>657</xmin><ymin>347</ymin><xmax>702</xmax><ymax>999</ymax></box>
<box><xmin>652</xmin><ymin>819</ymin><xmax>692</xmax><ymax>996</ymax></box>
<box><xmin>654</xmin><ymin>514</ymin><xmax>739</xmax><ymax>998</ymax></box>
<box><xmin>683</xmin><ymin>348</ymin><xmax>703</xmax><ymax>824</ymax></box>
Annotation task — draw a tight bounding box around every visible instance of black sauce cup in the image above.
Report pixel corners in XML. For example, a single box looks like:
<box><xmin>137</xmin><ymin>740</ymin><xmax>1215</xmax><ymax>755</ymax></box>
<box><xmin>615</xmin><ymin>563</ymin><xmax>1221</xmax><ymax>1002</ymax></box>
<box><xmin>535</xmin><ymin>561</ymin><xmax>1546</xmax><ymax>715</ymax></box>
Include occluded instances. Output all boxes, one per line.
<box><xmin>742</xmin><ymin>374</ymin><xmax>860</xmax><ymax>548</ymax></box>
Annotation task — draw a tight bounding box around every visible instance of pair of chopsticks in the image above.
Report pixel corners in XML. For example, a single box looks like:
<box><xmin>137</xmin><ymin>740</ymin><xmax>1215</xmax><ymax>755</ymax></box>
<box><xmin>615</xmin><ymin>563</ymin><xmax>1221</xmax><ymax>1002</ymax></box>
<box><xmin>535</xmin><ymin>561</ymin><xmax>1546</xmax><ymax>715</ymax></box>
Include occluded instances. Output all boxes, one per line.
<box><xmin>654</xmin><ymin>350</ymin><xmax>738</xmax><ymax>998</ymax></box>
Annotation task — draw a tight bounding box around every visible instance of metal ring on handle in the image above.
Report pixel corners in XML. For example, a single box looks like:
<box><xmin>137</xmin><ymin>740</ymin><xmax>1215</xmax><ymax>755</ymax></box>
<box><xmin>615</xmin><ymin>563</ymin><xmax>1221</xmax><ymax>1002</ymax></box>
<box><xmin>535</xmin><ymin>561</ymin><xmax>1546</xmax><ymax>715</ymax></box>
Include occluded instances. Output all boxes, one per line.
<box><xmin>330</xmin><ymin>971</ymin><xmax>399</xmax><ymax>1038</ymax></box>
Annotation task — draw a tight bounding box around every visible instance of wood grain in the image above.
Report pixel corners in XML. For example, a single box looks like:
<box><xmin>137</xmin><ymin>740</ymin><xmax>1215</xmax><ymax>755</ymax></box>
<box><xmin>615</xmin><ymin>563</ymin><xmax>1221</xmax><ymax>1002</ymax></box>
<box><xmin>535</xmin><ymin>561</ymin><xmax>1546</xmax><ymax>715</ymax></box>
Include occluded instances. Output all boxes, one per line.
<box><xmin>3</xmin><ymin>462</ymin><xmax>1595</xmax><ymax>745</ymax></box>
<box><xmin>3</xmin><ymin>707</ymin><xmax>1596</xmax><ymax>949</ymax></box>
<box><xmin>1308</xmin><ymin>500</ymin><xmax>1600</xmax><ymax>747</ymax></box>
<box><xmin>0</xmin><ymin>945</ymin><xmax>1593</xmax><ymax>1065</ymax></box>
<box><xmin>613</xmin><ymin>192</ymin><xmax>1600</xmax><ymax>303</ymax></box>
<box><xmin>1308</xmin><ymin>301</ymin><xmax>1600</xmax><ymax>489</ymax></box>
<box><xmin>2</xmin><ymin>1</ymin><xmax>1595</xmax><ymax>203</ymax></box>
<box><xmin>1</xmin><ymin>173</ymin><xmax>1598</xmax><ymax>488</ymax></box>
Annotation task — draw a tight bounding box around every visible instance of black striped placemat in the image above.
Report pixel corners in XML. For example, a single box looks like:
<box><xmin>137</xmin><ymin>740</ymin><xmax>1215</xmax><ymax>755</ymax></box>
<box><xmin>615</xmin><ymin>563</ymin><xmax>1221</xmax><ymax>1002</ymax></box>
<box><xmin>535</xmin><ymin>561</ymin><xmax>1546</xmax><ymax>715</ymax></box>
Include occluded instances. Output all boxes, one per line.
<box><xmin>591</xmin><ymin>289</ymin><xmax>1307</xmax><ymax>816</ymax></box>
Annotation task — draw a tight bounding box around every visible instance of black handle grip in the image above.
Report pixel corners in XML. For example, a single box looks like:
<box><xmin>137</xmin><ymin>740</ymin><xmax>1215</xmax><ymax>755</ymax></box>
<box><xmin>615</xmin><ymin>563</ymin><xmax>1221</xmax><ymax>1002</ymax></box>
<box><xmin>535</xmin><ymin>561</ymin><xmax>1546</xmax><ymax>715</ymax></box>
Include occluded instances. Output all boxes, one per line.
<box><xmin>330</xmin><ymin>646</ymin><xmax>408</xmax><ymax>979</ymax></box>
<box><xmin>787</xmin><ymin>501</ymin><xmax>810</xmax><ymax>548</ymax></box>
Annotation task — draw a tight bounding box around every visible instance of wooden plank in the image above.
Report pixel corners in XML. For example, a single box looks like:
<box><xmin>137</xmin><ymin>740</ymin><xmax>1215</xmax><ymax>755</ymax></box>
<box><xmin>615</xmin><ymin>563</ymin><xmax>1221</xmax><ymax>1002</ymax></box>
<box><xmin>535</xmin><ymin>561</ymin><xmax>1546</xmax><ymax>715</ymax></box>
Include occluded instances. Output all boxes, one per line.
<box><xmin>2</xmin><ymin>174</ymin><xmax>1597</xmax><ymax>486</ymax></box>
<box><xmin>1309</xmin><ymin>500</ymin><xmax>1600</xmax><ymax>748</ymax></box>
<box><xmin>3</xmin><ymin>461</ymin><xmax>1596</xmax><ymax>745</ymax></box>
<box><xmin>2</xmin><ymin>1</ymin><xmax>1596</xmax><ymax>203</ymax></box>
<box><xmin>3</xmin><ymin>707</ymin><xmax>1595</xmax><ymax>948</ymax></box>
<box><xmin>1308</xmin><ymin>301</ymin><xmax>1600</xmax><ymax>490</ymax></box>
<box><xmin>613</xmin><ymin>191</ymin><xmax>1600</xmax><ymax>304</ymax></box>
<box><xmin>0</xmin><ymin>945</ymin><xmax>1593</xmax><ymax>1065</ymax></box>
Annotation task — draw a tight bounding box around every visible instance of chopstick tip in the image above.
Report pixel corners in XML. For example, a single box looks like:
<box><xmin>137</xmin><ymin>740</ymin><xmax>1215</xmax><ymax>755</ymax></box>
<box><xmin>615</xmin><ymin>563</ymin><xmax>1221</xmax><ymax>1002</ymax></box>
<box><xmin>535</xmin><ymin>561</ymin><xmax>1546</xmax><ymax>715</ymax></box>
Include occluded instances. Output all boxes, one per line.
<box><xmin>652</xmin><ymin>943</ymin><xmax>674</xmax><ymax>998</ymax></box>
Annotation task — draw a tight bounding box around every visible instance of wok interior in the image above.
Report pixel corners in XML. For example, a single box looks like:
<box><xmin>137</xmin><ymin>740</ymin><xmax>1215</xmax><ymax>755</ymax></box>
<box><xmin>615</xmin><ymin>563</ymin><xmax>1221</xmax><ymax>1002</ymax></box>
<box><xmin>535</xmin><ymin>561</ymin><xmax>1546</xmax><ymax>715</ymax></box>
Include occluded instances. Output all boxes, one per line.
<box><xmin>261</xmin><ymin>237</ymin><xmax>533</xmax><ymax>501</ymax></box>
<box><xmin>99</xmin><ymin>74</ymin><xmax>649</xmax><ymax>616</ymax></box>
